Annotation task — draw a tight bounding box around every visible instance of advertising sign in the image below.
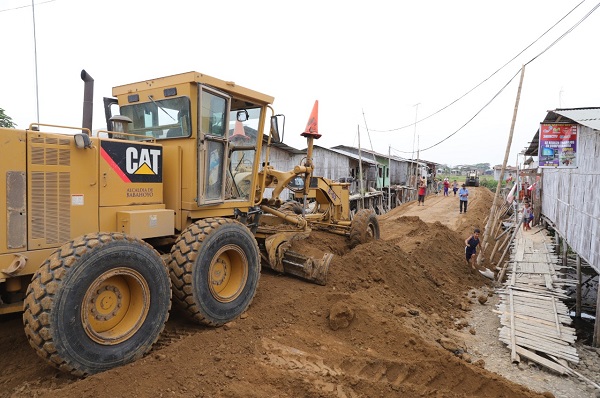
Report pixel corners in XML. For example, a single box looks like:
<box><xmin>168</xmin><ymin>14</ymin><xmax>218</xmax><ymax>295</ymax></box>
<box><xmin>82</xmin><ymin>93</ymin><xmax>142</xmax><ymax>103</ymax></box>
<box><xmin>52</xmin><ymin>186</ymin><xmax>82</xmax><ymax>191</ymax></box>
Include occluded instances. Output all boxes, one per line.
<box><xmin>538</xmin><ymin>124</ymin><xmax>577</xmax><ymax>168</ymax></box>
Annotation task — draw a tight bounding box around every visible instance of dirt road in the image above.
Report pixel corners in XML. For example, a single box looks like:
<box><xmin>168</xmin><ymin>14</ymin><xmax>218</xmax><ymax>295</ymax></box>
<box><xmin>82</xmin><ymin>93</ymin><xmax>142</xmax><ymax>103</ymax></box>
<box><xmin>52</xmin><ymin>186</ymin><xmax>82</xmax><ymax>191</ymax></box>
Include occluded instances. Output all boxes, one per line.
<box><xmin>0</xmin><ymin>188</ymin><xmax>551</xmax><ymax>398</ymax></box>
<box><xmin>380</xmin><ymin>188</ymin><xmax>488</xmax><ymax>240</ymax></box>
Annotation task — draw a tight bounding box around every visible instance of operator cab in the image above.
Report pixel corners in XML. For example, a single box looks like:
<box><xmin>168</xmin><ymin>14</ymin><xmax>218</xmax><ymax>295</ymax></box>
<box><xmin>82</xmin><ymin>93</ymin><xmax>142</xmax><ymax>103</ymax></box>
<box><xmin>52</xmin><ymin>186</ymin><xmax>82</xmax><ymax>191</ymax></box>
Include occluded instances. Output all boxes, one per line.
<box><xmin>104</xmin><ymin>73</ymin><xmax>279</xmax><ymax>209</ymax></box>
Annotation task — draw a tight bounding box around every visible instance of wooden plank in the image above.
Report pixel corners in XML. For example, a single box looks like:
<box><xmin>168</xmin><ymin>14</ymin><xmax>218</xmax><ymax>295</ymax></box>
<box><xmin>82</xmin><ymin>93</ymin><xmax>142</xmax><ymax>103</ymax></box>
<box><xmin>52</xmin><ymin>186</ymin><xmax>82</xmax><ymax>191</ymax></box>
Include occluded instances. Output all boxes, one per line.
<box><xmin>498</xmin><ymin>314</ymin><xmax>576</xmax><ymax>337</ymax></box>
<box><xmin>509</xmin><ymin>289</ymin><xmax>519</xmax><ymax>363</ymax></box>
<box><xmin>551</xmin><ymin>298</ymin><xmax>561</xmax><ymax>335</ymax></box>
<box><xmin>499</xmin><ymin>304</ymin><xmax>572</xmax><ymax>322</ymax></box>
<box><xmin>515</xmin><ymin>346</ymin><xmax>571</xmax><ymax>375</ymax></box>
<box><xmin>495</xmin><ymin>222</ymin><xmax>581</xmax><ymax>367</ymax></box>
<box><xmin>499</xmin><ymin>330</ymin><xmax>579</xmax><ymax>362</ymax></box>
<box><xmin>499</xmin><ymin>336</ymin><xmax>578</xmax><ymax>363</ymax></box>
<box><xmin>544</xmin><ymin>273</ymin><xmax>554</xmax><ymax>289</ymax></box>
<box><xmin>493</xmin><ymin>310</ymin><xmax>572</xmax><ymax>329</ymax></box>
<box><xmin>499</xmin><ymin>315</ymin><xmax>576</xmax><ymax>337</ymax></box>
<box><xmin>511</xmin><ymin>323</ymin><xmax>576</xmax><ymax>343</ymax></box>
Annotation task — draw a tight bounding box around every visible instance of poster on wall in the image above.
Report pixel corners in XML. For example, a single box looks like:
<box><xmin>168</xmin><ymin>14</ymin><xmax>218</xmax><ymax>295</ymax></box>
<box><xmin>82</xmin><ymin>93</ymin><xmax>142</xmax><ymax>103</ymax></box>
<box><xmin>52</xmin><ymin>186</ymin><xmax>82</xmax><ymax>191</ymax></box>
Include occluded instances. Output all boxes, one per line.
<box><xmin>538</xmin><ymin>123</ymin><xmax>578</xmax><ymax>168</ymax></box>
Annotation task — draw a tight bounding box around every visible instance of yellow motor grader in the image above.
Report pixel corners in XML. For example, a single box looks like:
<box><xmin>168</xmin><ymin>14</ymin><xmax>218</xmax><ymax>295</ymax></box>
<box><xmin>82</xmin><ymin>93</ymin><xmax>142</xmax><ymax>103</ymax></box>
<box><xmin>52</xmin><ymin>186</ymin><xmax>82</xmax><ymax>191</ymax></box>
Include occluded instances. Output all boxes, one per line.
<box><xmin>0</xmin><ymin>70</ymin><xmax>379</xmax><ymax>376</ymax></box>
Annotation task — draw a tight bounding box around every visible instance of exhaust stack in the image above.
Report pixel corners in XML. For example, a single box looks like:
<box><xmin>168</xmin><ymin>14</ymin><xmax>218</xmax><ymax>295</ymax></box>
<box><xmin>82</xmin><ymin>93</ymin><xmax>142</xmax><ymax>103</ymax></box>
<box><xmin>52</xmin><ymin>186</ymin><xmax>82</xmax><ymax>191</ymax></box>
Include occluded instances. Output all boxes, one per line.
<box><xmin>81</xmin><ymin>70</ymin><xmax>94</xmax><ymax>134</ymax></box>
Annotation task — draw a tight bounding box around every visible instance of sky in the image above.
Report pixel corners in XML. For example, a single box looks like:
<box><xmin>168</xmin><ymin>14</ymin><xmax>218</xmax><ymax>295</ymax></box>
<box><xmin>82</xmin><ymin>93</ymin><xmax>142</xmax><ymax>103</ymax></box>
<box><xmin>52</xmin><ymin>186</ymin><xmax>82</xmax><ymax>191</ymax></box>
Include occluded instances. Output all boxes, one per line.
<box><xmin>1</xmin><ymin>0</ymin><xmax>599</xmax><ymax>168</ymax></box>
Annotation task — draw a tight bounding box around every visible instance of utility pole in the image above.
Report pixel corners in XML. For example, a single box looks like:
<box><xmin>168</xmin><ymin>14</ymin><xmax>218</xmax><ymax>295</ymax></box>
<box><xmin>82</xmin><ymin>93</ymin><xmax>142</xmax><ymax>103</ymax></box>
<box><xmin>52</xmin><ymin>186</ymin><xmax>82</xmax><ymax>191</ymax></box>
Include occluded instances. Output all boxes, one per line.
<box><xmin>416</xmin><ymin>135</ymin><xmax>420</xmax><ymax>180</ymax></box>
<box><xmin>478</xmin><ymin>65</ymin><xmax>526</xmax><ymax>266</ymax></box>
<box><xmin>412</xmin><ymin>103</ymin><xmax>420</xmax><ymax>199</ymax></box>
<box><xmin>388</xmin><ymin>145</ymin><xmax>391</xmax><ymax>210</ymax></box>
<box><xmin>357</xmin><ymin>125</ymin><xmax>364</xmax><ymax>210</ymax></box>
<box><xmin>32</xmin><ymin>0</ymin><xmax>40</xmax><ymax>123</ymax></box>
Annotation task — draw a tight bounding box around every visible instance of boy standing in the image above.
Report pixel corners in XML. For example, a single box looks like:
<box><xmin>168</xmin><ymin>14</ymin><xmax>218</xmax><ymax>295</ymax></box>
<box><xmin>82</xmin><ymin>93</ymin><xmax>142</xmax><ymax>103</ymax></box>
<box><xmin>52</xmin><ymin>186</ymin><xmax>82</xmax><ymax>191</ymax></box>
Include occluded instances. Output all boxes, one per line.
<box><xmin>452</xmin><ymin>180</ymin><xmax>459</xmax><ymax>196</ymax></box>
<box><xmin>465</xmin><ymin>228</ymin><xmax>481</xmax><ymax>270</ymax></box>
<box><xmin>522</xmin><ymin>202</ymin><xmax>532</xmax><ymax>231</ymax></box>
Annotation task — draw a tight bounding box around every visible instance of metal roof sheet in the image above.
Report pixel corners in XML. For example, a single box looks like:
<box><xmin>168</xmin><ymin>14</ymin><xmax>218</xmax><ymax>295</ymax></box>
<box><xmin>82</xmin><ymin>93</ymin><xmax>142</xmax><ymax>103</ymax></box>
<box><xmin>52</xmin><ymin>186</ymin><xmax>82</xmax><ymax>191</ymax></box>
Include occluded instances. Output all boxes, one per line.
<box><xmin>330</xmin><ymin>145</ymin><xmax>423</xmax><ymax>164</ymax></box>
<box><xmin>546</xmin><ymin>107</ymin><xmax>600</xmax><ymax>130</ymax></box>
<box><xmin>320</xmin><ymin>147</ymin><xmax>380</xmax><ymax>165</ymax></box>
<box><xmin>525</xmin><ymin>107</ymin><xmax>600</xmax><ymax>155</ymax></box>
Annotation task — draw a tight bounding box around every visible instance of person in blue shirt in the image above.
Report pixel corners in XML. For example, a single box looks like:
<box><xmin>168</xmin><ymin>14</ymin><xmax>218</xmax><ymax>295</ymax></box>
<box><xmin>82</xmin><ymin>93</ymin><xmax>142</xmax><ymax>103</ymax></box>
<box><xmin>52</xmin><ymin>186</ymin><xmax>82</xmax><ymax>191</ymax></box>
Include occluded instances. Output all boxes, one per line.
<box><xmin>465</xmin><ymin>228</ymin><xmax>481</xmax><ymax>269</ymax></box>
<box><xmin>458</xmin><ymin>184</ymin><xmax>469</xmax><ymax>214</ymax></box>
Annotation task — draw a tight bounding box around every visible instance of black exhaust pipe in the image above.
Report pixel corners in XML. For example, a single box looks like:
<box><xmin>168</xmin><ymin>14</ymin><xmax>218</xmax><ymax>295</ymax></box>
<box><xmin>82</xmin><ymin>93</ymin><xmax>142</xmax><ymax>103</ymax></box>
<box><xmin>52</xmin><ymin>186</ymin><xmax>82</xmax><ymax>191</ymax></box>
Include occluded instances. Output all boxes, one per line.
<box><xmin>81</xmin><ymin>70</ymin><xmax>94</xmax><ymax>135</ymax></box>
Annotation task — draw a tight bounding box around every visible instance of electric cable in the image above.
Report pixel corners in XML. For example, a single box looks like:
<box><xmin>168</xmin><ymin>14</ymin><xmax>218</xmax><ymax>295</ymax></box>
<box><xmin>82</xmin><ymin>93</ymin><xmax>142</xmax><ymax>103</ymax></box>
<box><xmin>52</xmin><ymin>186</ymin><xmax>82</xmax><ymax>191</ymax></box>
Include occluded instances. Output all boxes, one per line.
<box><xmin>0</xmin><ymin>0</ymin><xmax>55</xmax><ymax>13</ymax></box>
<box><xmin>370</xmin><ymin>0</ymin><xmax>589</xmax><ymax>133</ymax></box>
<box><xmin>389</xmin><ymin>1</ymin><xmax>600</xmax><ymax>154</ymax></box>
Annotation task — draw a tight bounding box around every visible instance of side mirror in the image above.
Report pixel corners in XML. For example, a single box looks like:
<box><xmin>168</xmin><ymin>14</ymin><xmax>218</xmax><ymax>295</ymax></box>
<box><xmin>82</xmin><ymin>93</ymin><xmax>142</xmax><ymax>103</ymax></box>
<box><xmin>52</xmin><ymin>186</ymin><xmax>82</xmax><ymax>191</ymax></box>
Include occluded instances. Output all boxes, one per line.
<box><xmin>237</xmin><ymin>110</ymin><xmax>249</xmax><ymax>122</ymax></box>
<box><xmin>270</xmin><ymin>114</ymin><xmax>284</xmax><ymax>144</ymax></box>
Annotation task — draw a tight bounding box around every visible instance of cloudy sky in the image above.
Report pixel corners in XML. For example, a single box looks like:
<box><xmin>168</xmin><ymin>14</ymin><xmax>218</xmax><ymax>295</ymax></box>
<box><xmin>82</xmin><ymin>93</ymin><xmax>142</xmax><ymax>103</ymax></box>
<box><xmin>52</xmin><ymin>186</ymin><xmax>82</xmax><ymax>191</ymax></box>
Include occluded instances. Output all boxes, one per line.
<box><xmin>1</xmin><ymin>0</ymin><xmax>599</xmax><ymax>168</ymax></box>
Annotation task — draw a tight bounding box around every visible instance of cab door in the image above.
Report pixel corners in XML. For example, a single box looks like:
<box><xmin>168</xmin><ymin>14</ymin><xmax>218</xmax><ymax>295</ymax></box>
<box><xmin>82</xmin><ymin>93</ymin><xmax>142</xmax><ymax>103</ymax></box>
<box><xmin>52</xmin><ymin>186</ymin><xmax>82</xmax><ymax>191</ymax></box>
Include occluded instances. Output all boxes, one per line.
<box><xmin>197</xmin><ymin>85</ymin><xmax>231</xmax><ymax>205</ymax></box>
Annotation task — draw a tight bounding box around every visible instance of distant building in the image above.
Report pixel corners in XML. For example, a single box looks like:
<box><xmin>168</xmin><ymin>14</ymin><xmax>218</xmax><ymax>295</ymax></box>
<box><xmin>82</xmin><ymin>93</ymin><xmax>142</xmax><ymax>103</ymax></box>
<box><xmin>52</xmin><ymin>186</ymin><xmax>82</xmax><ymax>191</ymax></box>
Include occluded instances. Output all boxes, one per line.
<box><xmin>493</xmin><ymin>165</ymin><xmax>517</xmax><ymax>181</ymax></box>
<box><xmin>331</xmin><ymin>145</ymin><xmax>416</xmax><ymax>188</ymax></box>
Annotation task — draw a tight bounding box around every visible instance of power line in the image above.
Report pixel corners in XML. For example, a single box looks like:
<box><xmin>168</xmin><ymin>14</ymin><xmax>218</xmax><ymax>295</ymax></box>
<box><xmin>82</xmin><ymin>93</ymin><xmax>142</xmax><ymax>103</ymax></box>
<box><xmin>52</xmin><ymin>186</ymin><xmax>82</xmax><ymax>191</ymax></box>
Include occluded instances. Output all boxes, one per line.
<box><xmin>0</xmin><ymin>0</ymin><xmax>55</xmax><ymax>13</ymax></box>
<box><xmin>388</xmin><ymin>1</ymin><xmax>600</xmax><ymax>155</ymax></box>
<box><xmin>370</xmin><ymin>0</ymin><xmax>589</xmax><ymax>134</ymax></box>
<box><xmin>526</xmin><ymin>1</ymin><xmax>600</xmax><ymax>65</ymax></box>
<box><xmin>394</xmin><ymin>68</ymin><xmax>521</xmax><ymax>155</ymax></box>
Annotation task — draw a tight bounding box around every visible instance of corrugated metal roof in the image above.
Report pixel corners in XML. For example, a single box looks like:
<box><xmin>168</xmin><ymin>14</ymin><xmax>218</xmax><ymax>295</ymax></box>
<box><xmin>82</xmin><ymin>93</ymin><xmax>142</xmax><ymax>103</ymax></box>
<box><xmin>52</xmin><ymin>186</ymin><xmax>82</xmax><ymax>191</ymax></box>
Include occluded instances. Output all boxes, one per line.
<box><xmin>321</xmin><ymin>147</ymin><xmax>380</xmax><ymax>165</ymax></box>
<box><xmin>330</xmin><ymin>145</ymin><xmax>422</xmax><ymax>164</ymax></box>
<box><xmin>525</xmin><ymin>107</ymin><xmax>600</xmax><ymax>156</ymax></box>
<box><xmin>546</xmin><ymin>107</ymin><xmax>600</xmax><ymax>130</ymax></box>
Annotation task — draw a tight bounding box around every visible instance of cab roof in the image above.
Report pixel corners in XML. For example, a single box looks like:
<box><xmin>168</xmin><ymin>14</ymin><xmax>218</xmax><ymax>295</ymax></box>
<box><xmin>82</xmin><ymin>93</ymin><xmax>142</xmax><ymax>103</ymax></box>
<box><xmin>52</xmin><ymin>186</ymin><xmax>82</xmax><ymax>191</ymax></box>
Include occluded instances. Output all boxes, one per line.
<box><xmin>112</xmin><ymin>71</ymin><xmax>274</xmax><ymax>105</ymax></box>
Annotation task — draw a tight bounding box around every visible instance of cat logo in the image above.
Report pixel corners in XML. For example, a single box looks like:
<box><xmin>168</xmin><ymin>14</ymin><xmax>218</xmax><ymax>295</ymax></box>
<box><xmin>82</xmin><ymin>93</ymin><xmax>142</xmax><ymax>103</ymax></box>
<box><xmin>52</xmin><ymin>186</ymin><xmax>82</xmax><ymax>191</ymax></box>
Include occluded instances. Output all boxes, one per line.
<box><xmin>126</xmin><ymin>147</ymin><xmax>161</xmax><ymax>175</ymax></box>
<box><xmin>100</xmin><ymin>141</ymin><xmax>162</xmax><ymax>183</ymax></box>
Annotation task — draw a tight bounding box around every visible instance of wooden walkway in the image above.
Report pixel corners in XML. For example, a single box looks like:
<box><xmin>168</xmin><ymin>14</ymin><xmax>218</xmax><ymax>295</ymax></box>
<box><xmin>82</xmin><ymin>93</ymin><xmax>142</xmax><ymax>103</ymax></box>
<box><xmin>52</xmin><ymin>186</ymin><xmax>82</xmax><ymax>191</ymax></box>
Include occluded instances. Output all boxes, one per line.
<box><xmin>495</xmin><ymin>226</ymin><xmax>580</xmax><ymax>375</ymax></box>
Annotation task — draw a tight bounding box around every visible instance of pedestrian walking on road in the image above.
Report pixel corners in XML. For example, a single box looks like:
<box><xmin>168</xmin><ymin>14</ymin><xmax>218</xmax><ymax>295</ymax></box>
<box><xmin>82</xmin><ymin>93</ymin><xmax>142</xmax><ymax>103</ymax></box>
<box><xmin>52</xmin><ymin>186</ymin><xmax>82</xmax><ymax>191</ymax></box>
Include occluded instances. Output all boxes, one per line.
<box><xmin>443</xmin><ymin>178</ymin><xmax>450</xmax><ymax>196</ymax></box>
<box><xmin>459</xmin><ymin>184</ymin><xmax>469</xmax><ymax>213</ymax></box>
<box><xmin>417</xmin><ymin>179</ymin><xmax>426</xmax><ymax>206</ymax></box>
<box><xmin>452</xmin><ymin>180</ymin><xmax>459</xmax><ymax>196</ymax></box>
<box><xmin>465</xmin><ymin>228</ymin><xmax>481</xmax><ymax>270</ymax></box>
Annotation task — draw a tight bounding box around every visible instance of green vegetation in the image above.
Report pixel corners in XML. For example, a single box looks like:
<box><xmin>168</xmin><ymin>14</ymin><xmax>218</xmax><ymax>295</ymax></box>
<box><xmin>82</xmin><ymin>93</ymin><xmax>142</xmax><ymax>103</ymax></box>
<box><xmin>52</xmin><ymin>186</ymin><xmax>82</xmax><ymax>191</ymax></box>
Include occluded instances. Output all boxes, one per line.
<box><xmin>478</xmin><ymin>177</ymin><xmax>513</xmax><ymax>192</ymax></box>
<box><xmin>0</xmin><ymin>108</ymin><xmax>16</xmax><ymax>128</ymax></box>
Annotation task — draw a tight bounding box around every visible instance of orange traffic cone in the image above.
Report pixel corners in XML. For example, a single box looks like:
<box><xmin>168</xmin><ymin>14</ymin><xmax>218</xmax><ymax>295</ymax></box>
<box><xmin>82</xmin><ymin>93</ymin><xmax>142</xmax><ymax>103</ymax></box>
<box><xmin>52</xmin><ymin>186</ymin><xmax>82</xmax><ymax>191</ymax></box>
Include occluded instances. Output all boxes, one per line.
<box><xmin>230</xmin><ymin>120</ymin><xmax>249</xmax><ymax>141</ymax></box>
<box><xmin>301</xmin><ymin>100</ymin><xmax>321</xmax><ymax>139</ymax></box>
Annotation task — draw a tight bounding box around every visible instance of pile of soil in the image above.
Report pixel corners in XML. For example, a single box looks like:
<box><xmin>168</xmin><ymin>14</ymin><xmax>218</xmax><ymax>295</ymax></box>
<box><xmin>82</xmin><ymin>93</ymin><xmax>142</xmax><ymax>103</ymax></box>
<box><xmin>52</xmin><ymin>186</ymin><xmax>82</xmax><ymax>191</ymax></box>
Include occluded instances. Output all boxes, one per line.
<box><xmin>0</xmin><ymin>188</ymin><xmax>551</xmax><ymax>398</ymax></box>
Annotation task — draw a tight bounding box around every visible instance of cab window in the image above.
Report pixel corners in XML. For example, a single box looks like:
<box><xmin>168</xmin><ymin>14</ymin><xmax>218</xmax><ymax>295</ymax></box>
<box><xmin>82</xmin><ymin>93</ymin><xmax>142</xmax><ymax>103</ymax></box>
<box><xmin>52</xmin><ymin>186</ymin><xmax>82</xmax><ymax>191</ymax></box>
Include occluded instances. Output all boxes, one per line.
<box><xmin>120</xmin><ymin>96</ymin><xmax>191</xmax><ymax>140</ymax></box>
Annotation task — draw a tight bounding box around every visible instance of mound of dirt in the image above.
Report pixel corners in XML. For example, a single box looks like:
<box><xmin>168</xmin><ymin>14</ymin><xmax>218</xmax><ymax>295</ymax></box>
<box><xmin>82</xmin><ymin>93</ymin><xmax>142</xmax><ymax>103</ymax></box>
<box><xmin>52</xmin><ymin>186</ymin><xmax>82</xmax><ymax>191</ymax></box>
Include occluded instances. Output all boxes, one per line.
<box><xmin>0</xmin><ymin>188</ymin><xmax>550</xmax><ymax>398</ymax></box>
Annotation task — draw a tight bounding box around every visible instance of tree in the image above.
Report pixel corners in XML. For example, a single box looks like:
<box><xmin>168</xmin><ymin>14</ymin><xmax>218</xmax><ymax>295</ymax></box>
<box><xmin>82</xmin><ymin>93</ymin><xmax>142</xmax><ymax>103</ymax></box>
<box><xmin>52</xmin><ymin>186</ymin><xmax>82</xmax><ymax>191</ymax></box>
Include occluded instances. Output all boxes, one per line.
<box><xmin>0</xmin><ymin>108</ymin><xmax>16</xmax><ymax>128</ymax></box>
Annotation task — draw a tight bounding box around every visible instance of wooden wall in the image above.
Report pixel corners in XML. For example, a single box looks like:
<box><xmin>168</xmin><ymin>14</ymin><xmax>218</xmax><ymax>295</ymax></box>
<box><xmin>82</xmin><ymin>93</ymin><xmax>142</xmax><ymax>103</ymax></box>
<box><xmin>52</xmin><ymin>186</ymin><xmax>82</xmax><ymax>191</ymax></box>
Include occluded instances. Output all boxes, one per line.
<box><xmin>260</xmin><ymin>144</ymin><xmax>303</xmax><ymax>201</ymax></box>
<box><xmin>389</xmin><ymin>159</ymin><xmax>411</xmax><ymax>185</ymax></box>
<box><xmin>541</xmin><ymin>126</ymin><xmax>600</xmax><ymax>272</ymax></box>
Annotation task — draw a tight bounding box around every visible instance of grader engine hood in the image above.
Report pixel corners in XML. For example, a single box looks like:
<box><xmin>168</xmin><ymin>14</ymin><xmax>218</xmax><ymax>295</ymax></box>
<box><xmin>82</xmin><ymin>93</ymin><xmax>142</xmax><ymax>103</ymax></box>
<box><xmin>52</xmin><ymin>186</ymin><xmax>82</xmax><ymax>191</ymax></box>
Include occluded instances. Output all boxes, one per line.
<box><xmin>99</xmin><ymin>140</ymin><xmax>164</xmax><ymax>206</ymax></box>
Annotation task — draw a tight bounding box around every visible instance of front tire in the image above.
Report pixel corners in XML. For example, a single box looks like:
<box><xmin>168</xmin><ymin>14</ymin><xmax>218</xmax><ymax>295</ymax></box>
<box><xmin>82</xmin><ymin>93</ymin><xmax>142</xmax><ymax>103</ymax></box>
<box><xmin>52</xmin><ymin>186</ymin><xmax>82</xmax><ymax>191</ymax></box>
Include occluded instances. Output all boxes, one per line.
<box><xmin>23</xmin><ymin>233</ymin><xmax>171</xmax><ymax>376</ymax></box>
<box><xmin>349</xmin><ymin>209</ymin><xmax>380</xmax><ymax>248</ymax></box>
<box><xmin>168</xmin><ymin>218</ymin><xmax>260</xmax><ymax>326</ymax></box>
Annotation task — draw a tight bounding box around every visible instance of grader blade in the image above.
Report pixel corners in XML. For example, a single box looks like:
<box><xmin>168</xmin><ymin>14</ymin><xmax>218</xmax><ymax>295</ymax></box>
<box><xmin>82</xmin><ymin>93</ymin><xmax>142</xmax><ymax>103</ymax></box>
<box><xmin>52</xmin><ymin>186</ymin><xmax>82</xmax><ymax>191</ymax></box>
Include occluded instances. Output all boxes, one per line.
<box><xmin>264</xmin><ymin>231</ymin><xmax>333</xmax><ymax>285</ymax></box>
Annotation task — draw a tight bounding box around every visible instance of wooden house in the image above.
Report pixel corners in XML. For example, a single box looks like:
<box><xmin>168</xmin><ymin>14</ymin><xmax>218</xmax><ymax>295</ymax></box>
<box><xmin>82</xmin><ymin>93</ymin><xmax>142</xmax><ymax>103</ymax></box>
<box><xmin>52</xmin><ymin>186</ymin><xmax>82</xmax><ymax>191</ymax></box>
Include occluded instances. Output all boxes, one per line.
<box><xmin>524</xmin><ymin>107</ymin><xmax>600</xmax><ymax>343</ymax></box>
<box><xmin>330</xmin><ymin>145</ymin><xmax>416</xmax><ymax>188</ymax></box>
<box><xmin>526</xmin><ymin>108</ymin><xmax>600</xmax><ymax>271</ymax></box>
<box><xmin>493</xmin><ymin>165</ymin><xmax>518</xmax><ymax>182</ymax></box>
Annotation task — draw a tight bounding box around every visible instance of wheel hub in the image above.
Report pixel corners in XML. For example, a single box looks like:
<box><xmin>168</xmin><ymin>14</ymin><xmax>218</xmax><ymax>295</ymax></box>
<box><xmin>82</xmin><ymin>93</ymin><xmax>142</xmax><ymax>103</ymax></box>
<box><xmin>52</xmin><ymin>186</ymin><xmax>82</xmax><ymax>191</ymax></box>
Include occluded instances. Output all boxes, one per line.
<box><xmin>82</xmin><ymin>268</ymin><xmax>150</xmax><ymax>345</ymax></box>
<box><xmin>208</xmin><ymin>245</ymin><xmax>248</xmax><ymax>303</ymax></box>
<box><xmin>89</xmin><ymin>285</ymin><xmax>123</xmax><ymax>322</ymax></box>
<box><xmin>211</xmin><ymin>258</ymin><xmax>229</xmax><ymax>286</ymax></box>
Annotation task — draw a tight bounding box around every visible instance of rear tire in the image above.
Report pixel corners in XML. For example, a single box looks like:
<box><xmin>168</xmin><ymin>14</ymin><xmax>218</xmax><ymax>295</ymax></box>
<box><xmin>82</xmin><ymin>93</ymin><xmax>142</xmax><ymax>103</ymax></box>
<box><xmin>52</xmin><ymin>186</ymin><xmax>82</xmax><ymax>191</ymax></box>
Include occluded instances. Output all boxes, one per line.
<box><xmin>349</xmin><ymin>209</ymin><xmax>380</xmax><ymax>248</ymax></box>
<box><xmin>23</xmin><ymin>233</ymin><xmax>171</xmax><ymax>376</ymax></box>
<box><xmin>168</xmin><ymin>218</ymin><xmax>260</xmax><ymax>326</ymax></box>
